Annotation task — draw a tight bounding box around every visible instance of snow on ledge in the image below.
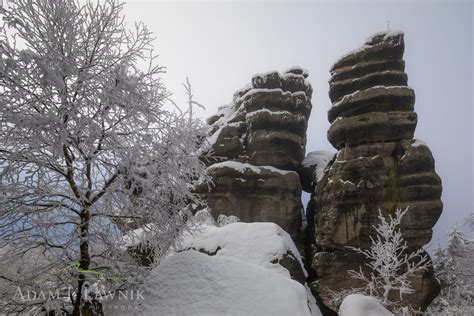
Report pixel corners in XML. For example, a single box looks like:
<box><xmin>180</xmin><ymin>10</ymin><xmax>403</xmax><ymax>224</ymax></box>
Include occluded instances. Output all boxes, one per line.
<box><xmin>179</xmin><ymin>222</ymin><xmax>306</xmax><ymax>277</ymax></box>
<box><xmin>332</xmin><ymin>30</ymin><xmax>404</xmax><ymax>70</ymax></box>
<box><xmin>302</xmin><ymin>150</ymin><xmax>335</xmax><ymax>182</ymax></box>
<box><xmin>284</xmin><ymin>66</ymin><xmax>309</xmax><ymax>77</ymax></box>
<box><xmin>208</xmin><ymin>161</ymin><xmax>294</xmax><ymax>175</ymax></box>
<box><xmin>365</xmin><ymin>29</ymin><xmax>404</xmax><ymax>43</ymax></box>
<box><xmin>331</xmin><ymin>85</ymin><xmax>412</xmax><ymax>108</ymax></box>
<box><xmin>411</xmin><ymin>139</ymin><xmax>427</xmax><ymax>147</ymax></box>
<box><xmin>339</xmin><ymin>294</ymin><xmax>393</xmax><ymax>316</ymax></box>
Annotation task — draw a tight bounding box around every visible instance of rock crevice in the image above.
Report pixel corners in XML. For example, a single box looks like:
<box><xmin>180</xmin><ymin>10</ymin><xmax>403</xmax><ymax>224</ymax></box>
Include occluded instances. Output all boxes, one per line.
<box><xmin>198</xmin><ymin>31</ymin><xmax>442</xmax><ymax>314</ymax></box>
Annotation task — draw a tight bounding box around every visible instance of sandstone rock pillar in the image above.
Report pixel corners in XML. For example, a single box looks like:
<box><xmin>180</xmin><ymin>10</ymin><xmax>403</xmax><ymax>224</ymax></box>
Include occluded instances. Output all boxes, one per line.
<box><xmin>309</xmin><ymin>31</ymin><xmax>443</xmax><ymax>312</ymax></box>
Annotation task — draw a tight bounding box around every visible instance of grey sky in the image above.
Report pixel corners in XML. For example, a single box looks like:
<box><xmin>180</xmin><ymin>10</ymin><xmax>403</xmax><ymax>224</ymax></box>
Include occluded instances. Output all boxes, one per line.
<box><xmin>122</xmin><ymin>0</ymin><xmax>473</xmax><ymax>246</ymax></box>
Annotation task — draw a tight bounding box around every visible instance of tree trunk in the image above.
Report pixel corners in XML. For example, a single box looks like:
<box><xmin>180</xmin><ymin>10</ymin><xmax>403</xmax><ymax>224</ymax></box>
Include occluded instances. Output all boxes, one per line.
<box><xmin>72</xmin><ymin>207</ymin><xmax>91</xmax><ymax>316</ymax></box>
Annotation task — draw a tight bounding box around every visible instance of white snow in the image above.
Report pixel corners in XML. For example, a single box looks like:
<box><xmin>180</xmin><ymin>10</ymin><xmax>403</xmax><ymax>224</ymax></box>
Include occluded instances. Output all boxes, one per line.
<box><xmin>334</xmin><ymin>45</ymin><xmax>371</xmax><ymax>66</ymax></box>
<box><xmin>208</xmin><ymin>161</ymin><xmax>293</xmax><ymax>175</ymax></box>
<box><xmin>292</xmin><ymin>90</ymin><xmax>308</xmax><ymax>99</ymax></box>
<box><xmin>104</xmin><ymin>220</ymin><xmax>321</xmax><ymax>316</ymax></box>
<box><xmin>234</xmin><ymin>87</ymin><xmax>306</xmax><ymax>104</ymax></box>
<box><xmin>251</xmin><ymin>70</ymin><xmax>280</xmax><ymax>79</ymax></box>
<box><xmin>216</xmin><ymin>214</ymin><xmax>240</xmax><ymax>227</ymax></box>
<box><xmin>365</xmin><ymin>30</ymin><xmax>404</xmax><ymax>43</ymax></box>
<box><xmin>339</xmin><ymin>179</ymin><xmax>355</xmax><ymax>186</ymax></box>
<box><xmin>284</xmin><ymin>66</ymin><xmax>309</xmax><ymax>76</ymax></box>
<box><xmin>331</xmin><ymin>85</ymin><xmax>412</xmax><ymax>108</ymax></box>
<box><xmin>302</xmin><ymin>150</ymin><xmax>335</xmax><ymax>181</ymax></box>
<box><xmin>333</xmin><ymin>30</ymin><xmax>404</xmax><ymax>70</ymax></box>
<box><xmin>217</xmin><ymin>104</ymin><xmax>231</xmax><ymax>111</ymax></box>
<box><xmin>338</xmin><ymin>294</ymin><xmax>393</xmax><ymax>316</ymax></box>
<box><xmin>281</xmin><ymin>72</ymin><xmax>305</xmax><ymax>81</ymax></box>
<box><xmin>411</xmin><ymin>139</ymin><xmax>427</xmax><ymax>147</ymax></box>
<box><xmin>179</xmin><ymin>222</ymin><xmax>306</xmax><ymax>277</ymax></box>
<box><xmin>105</xmin><ymin>250</ymin><xmax>317</xmax><ymax>316</ymax></box>
<box><xmin>246</xmin><ymin>108</ymin><xmax>293</xmax><ymax>118</ymax></box>
<box><xmin>193</xmin><ymin>208</ymin><xmax>217</xmax><ymax>226</ymax></box>
<box><xmin>331</xmin><ymin>89</ymin><xmax>361</xmax><ymax>107</ymax></box>
<box><xmin>236</xmin><ymin>87</ymin><xmax>285</xmax><ymax>103</ymax></box>
<box><xmin>382</xmin><ymin>30</ymin><xmax>404</xmax><ymax>41</ymax></box>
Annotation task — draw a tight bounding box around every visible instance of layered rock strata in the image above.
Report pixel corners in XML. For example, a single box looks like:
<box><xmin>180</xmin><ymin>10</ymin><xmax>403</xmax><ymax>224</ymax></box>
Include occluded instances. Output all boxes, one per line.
<box><xmin>308</xmin><ymin>31</ymin><xmax>443</xmax><ymax>312</ymax></box>
<box><xmin>195</xmin><ymin>67</ymin><xmax>313</xmax><ymax>238</ymax></box>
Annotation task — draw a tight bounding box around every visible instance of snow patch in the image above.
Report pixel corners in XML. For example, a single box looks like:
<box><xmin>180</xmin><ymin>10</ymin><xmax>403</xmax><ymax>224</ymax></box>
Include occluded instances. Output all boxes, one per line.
<box><xmin>365</xmin><ymin>30</ymin><xmax>404</xmax><ymax>43</ymax></box>
<box><xmin>104</xmin><ymin>220</ymin><xmax>321</xmax><ymax>315</ymax></box>
<box><xmin>106</xmin><ymin>250</ymin><xmax>319</xmax><ymax>315</ymax></box>
<box><xmin>331</xmin><ymin>85</ymin><xmax>411</xmax><ymax>108</ymax></box>
<box><xmin>246</xmin><ymin>108</ymin><xmax>293</xmax><ymax>118</ymax></box>
<box><xmin>339</xmin><ymin>294</ymin><xmax>393</xmax><ymax>316</ymax></box>
<box><xmin>216</xmin><ymin>214</ymin><xmax>240</xmax><ymax>227</ymax></box>
<box><xmin>179</xmin><ymin>222</ymin><xmax>306</xmax><ymax>277</ymax></box>
<box><xmin>284</xmin><ymin>66</ymin><xmax>309</xmax><ymax>77</ymax></box>
<box><xmin>208</xmin><ymin>161</ymin><xmax>293</xmax><ymax>175</ymax></box>
<box><xmin>302</xmin><ymin>150</ymin><xmax>335</xmax><ymax>181</ymax></box>
<box><xmin>411</xmin><ymin>139</ymin><xmax>427</xmax><ymax>147</ymax></box>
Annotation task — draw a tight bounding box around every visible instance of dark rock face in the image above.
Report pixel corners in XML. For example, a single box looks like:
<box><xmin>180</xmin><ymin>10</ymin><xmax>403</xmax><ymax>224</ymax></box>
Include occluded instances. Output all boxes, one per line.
<box><xmin>194</xmin><ymin>162</ymin><xmax>303</xmax><ymax>238</ymax></box>
<box><xmin>198</xmin><ymin>67</ymin><xmax>313</xmax><ymax>238</ymax></box>
<box><xmin>298</xmin><ymin>150</ymin><xmax>335</xmax><ymax>193</ymax></box>
<box><xmin>308</xmin><ymin>31</ymin><xmax>443</xmax><ymax>312</ymax></box>
<box><xmin>271</xmin><ymin>251</ymin><xmax>307</xmax><ymax>285</ymax></box>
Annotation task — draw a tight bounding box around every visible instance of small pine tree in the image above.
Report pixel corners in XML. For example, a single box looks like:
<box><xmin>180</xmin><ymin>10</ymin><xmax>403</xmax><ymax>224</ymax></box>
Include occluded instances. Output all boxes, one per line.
<box><xmin>446</xmin><ymin>225</ymin><xmax>467</xmax><ymax>258</ymax></box>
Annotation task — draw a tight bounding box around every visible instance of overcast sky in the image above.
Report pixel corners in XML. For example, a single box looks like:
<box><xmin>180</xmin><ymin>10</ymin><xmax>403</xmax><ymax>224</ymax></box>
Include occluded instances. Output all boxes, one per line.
<box><xmin>122</xmin><ymin>0</ymin><xmax>473</xmax><ymax>246</ymax></box>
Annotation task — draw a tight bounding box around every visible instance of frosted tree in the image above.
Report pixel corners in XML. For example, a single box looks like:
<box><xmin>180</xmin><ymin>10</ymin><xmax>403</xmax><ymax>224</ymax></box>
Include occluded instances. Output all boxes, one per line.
<box><xmin>330</xmin><ymin>208</ymin><xmax>431</xmax><ymax>310</ymax></box>
<box><xmin>167</xmin><ymin>77</ymin><xmax>206</xmax><ymax>127</ymax></box>
<box><xmin>429</xmin><ymin>219</ymin><xmax>474</xmax><ymax>314</ymax></box>
<box><xmin>446</xmin><ymin>225</ymin><xmax>467</xmax><ymax>257</ymax></box>
<box><xmin>0</xmin><ymin>0</ymin><xmax>208</xmax><ymax>314</ymax></box>
<box><xmin>465</xmin><ymin>212</ymin><xmax>474</xmax><ymax>230</ymax></box>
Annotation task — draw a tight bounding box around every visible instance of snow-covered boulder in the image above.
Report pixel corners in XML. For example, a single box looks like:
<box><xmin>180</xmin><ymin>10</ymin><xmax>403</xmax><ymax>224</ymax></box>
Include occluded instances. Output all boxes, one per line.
<box><xmin>180</xmin><ymin>222</ymin><xmax>307</xmax><ymax>284</ymax></box>
<box><xmin>338</xmin><ymin>294</ymin><xmax>393</xmax><ymax>316</ymax></box>
<box><xmin>103</xmin><ymin>221</ymin><xmax>321</xmax><ymax>315</ymax></box>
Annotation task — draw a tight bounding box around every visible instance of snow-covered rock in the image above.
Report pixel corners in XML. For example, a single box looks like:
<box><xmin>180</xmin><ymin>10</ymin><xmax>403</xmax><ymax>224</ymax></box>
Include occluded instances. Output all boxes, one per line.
<box><xmin>179</xmin><ymin>222</ymin><xmax>306</xmax><ymax>280</ymax></box>
<box><xmin>216</xmin><ymin>214</ymin><xmax>240</xmax><ymax>227</ymax></box>
<box><xmin>203</xmin><ymin>67</ymin><xmax>312</xmax><ymax>170</ymax></box>
<box><xmin>338</xmin><ymin>294</ymin><xmax>393</xmax><ymax>316</ymax></box>
<box><xmin>298</xmin><ymin>150</ymin><xmax>335</xmax><ymax>192</ymax></box>
<box><xmin>198</xmin><ymin>67</ymin><xmax>313</xmax><ymax>241</ymax></box>
<box><xmin>103</xmin><ymin>221</ymin><xmax>321</xmax><ymax>316</ymax></box>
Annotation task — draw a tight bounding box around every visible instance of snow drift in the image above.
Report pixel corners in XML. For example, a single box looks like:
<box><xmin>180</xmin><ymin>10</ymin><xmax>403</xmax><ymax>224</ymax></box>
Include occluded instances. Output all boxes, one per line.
<box><xmin>103</xmin><ymin>218</ymin><xmax>321</xmax><ymax>316</ymax></box>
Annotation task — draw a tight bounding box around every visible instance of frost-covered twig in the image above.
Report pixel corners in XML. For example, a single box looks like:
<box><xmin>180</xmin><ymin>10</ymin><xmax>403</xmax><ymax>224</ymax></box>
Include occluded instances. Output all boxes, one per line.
<box><xmin>0</xmin><ymin>0</ymin><xmax>208</xmax><ymax>314</ymax></box>
<box><xmin>335</xmin><ymin>208</ymin><xmax>430</xmax><ymax>309</ymax></box>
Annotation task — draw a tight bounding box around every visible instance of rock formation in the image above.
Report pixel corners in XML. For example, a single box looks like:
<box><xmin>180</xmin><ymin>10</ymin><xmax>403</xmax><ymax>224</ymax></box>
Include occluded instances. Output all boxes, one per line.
<box><xmin>195</xmin><ymin>67</ymin><xmax>313</xmax><ymax>239</ymax></box>
<box><xmin>197</xmin><ymin>31</ymin><xmax>443</xmax><ymax>314</ymax></box>
<box><xmin>307</xmin><ymin>31</ymin><xmax>443</xmax><ymax>312</ymax></box>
